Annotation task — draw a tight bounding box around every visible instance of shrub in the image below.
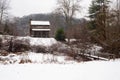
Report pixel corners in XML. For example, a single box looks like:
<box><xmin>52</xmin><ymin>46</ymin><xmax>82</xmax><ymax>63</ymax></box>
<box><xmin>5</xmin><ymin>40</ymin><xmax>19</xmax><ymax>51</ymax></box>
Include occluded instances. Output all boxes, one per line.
<box><xmin>49</xmin><ymin>43</ymin><xmax>61</xmax><ymax>52</ymax></box>
<box><xmin>0</xmin><ymin>37</ymin><xmax>30</xmax><ymax>54</ymax></box>
<box><xmin>12</xmin><ymin>39</ymin><xmax>30</xmax><ymax>52</ymax></box>
<box><xmin>0</xmin><ymin>39</ymin><xmax>10</xmax><ymax>51</ymax></box>
<box><xmin>19</xmin><ymin>59</ymin><xmax>32</xmax><ymax>64</ymax></box>
<box><xmin>58</xmin><ymin>47</ymin><xmax>73</xmax><ymax>55</ymax></box>
<box><xmin>19</xmin><ymin>53</ymin><xmax>32</xmax><ymax>64</ymax></box>
<box><xmin>0</xmin><ymin>50</ymin><xmax>9</xmax><ymax>56</ymax></box>
<box><xmin>0</xmin><ymin>38</ymin><xmax>2</xmax><ymax>49</ymax></box>
<box><xmin>31</xmin><ymin>45</ymin><xmax>47</xmax><ymax>53</ymax></box>
<box><xmin>55</xmin><ymin>28</ymin><xmax>65</xmax><ymax>41</ymax></box>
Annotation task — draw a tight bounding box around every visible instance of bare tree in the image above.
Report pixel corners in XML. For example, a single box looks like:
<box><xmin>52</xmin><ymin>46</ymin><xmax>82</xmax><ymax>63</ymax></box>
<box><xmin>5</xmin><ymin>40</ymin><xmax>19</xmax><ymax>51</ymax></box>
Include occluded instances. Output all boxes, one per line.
<box><xmin>115</xmin><ymin>0</ymin><xmax>120</xmax><ymax>32</ymax></box>
<box><xmin>56</xmin><ymin>0</ymin><xmax>81</xmax><ymax>42</ymax></box>
<box><xmin>0</xmin><ymin>0</ymin><xmax>10</xmax><ymax>24</ymax></box>
<box><xmin>89</xmin><ymin>0</ymin><xmax>120</xmax><ymax>56</ymax></box>
<box><xmin>4</xmin><ymin>18</ymin><xmax>18</xmax><ymax>35</ymax></box>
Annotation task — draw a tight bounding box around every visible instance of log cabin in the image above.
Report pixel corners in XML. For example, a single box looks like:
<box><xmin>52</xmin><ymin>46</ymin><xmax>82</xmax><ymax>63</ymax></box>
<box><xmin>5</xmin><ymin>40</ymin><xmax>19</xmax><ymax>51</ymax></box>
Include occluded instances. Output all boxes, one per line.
<box><xmin>30</xmin><ymin>20</ymin><xmax>51</xmax><ymax>38</ymax></box>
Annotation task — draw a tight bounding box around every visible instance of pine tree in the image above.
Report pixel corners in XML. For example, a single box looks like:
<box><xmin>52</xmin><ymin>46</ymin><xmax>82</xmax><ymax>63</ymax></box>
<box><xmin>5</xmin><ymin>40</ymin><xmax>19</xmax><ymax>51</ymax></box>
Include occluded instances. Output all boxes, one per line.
<box><xmin>88</xmin><ymin>0</ymin><xmax>109</xmax><ymax>30</ymax></box>
<box><xmin>55</xmin><ymin>28</ymin><xmax>65</xmax><ymax>41</ymax></box>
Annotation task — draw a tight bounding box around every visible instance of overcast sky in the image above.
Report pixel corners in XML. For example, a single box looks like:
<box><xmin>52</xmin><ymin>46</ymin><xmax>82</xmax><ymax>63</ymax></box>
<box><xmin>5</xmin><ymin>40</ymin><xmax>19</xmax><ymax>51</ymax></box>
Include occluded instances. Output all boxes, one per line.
<box><xmin>9</xmin><ymin>0</ymin><xmax>92</xmax><ymax>18</ymax></box>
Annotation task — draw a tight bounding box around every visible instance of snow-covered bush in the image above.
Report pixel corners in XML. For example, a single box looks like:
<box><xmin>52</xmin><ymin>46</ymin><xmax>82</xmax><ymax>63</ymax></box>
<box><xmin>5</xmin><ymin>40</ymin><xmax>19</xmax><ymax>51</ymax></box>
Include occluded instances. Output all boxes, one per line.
<box><xmin>1</xmin><ymin>37</ymin><xmax>31</xmax><ymax>53</ymax></box>
<box><xmin>12</xmin><ymin>39</ymin><xmax>30</xmax><ymax>52</ymax></box>
<box><xmin>19</xmin><ymin>58</ymin><xmax>32</xmax><ymax>64</ymax></box>
<box><xmin>49</xmin><ymin>44</ymin><xmax>59</xmax><ymax>52</ymax></box>
<box><xmin>31</xmin><ymin>45</ymin><xmax>48</xmax><ymax>53</ymax></box>
<box><xmin>48</xmin><ymin>43</ymin><xmax>62</xmax><ymax>53</ymax></box>
<box><xmin>19</xmin><ymin>53</ymin><xmax>32</xmax><ymax>64</ymax></box>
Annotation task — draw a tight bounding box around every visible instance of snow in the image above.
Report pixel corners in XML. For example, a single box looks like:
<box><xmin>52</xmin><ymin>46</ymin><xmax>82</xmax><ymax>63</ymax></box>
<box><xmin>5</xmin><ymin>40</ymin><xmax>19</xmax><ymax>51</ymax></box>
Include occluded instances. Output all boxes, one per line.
<box><xmin>15</xmin><ymin>36</ymin><xmax>57</xmax><ymax>46</ymax></box>
<box><xmin>84</xmin><ymin>53</ymin><xmax>109</xmax><ymax>61</ymax></box>
<box><xmin>30</xmin><ymin>21</ymin><xmax>50</xmax><ymax>25</ymax></box>
<box><xmin>86</xmin><ymin>45</ymin><xmax>103</xmax><ymax>55</ymax></box>
<box><xmin>65</xmin><ymin>39</ymin><xmax>77</xmax><ymax>42</ymax></box>
<box><xmin>27</xmin><ymin>52</ymin><xmax>73</xmax><ymax>64</ymax></box>
<box><xmin>32</xmin><ymin>29</ymin><xmax>51</xmax><ymax>31</ymax></box>
<box><xmin>90</xmin><ymin>45</ymin><xmax>102</xmax><ymax>52</ymax></box>
<box><xmin>0</xmin><ymin>60</ymin><xmax>120</xmax><ymax>80</ymax></box>
<box><xmin>0</xmin><ymin>35</ymin><xmax>57</xmax><ymax>46</ymax></box>
<box><xmin>0</xmin><ymin>54</ymin><xmax>20</xmax><ymax>64</ymax></box>
<box><xmin>28</xmin><ymin>37</ymin><xmax>57</xmax><ymax>46</ymax></box>
<box><xmin>0</xmin><ymin>52</ymin><xmax>75</xmax><ymax>65</ymax></box>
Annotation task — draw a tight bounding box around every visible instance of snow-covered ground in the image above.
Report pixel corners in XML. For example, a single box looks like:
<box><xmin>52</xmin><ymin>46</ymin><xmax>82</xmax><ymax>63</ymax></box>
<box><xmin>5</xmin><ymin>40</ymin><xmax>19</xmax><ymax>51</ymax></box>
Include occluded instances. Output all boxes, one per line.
<box><xmin>0</xmin><ymin>35</ymin><xmax>57</xmax><ymax>46</ymax></box>
<box><xmin>0</xmin><ymin>52</ymin><xmax>75</xmax><ymax>65</ymax></box>
<box><xmin>25</xmin><ymin>52</ymin><xmax>75</xmax><ymax>64</ymax></box>
<box><xmin>0</xmin><ymin>60</ymin><xmax>120</xmax><ymax>80</ymax></box>
<box><xmin>17</xmin><ymin>36</ymin><xmax>57</xmax><ymax>46</ymax></box>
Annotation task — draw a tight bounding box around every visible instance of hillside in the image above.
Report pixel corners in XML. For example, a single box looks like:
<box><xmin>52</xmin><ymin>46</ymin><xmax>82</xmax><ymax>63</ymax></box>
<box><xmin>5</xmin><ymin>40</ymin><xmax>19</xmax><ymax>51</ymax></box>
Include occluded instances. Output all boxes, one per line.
<box><xmin>15</xmin><ymin>13</ymin><xmax>83</xmax><ymax>36</ymax></box>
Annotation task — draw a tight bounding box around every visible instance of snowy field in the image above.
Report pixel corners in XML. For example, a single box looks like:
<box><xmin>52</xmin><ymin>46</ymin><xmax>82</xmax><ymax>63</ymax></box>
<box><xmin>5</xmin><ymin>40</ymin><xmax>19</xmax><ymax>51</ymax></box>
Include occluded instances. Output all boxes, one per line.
<box><xmin>0</xmin><ymin>60</ymin><xmax>120</xmax><ymax>80</ymax></box>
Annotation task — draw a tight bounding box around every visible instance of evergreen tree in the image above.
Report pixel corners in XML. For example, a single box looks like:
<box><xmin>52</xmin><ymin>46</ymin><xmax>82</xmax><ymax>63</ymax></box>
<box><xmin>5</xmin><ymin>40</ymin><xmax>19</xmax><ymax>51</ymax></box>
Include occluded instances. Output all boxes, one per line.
<box><xmin>88</xmin><ymin>0</ymin><xmax>109</xmax><ymax>30</ymax></box>
<box><xmin>55</xmin><ymin>28</ymin><xmax>65</xmax><ymax>41</ymax></box>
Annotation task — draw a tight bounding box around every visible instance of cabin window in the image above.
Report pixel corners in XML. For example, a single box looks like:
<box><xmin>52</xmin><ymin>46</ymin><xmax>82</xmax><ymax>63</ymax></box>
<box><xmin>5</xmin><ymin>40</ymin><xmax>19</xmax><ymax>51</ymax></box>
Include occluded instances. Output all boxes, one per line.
<box><xmin>33</xmin><ymin>31</ymin><xmax>49</xmax><ymax>37</ymax></box>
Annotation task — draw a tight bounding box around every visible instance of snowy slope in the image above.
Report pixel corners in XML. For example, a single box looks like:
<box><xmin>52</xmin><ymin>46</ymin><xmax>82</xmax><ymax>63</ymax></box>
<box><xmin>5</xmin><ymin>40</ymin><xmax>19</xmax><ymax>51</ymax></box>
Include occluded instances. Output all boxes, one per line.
<box><xmin>29</xmin><ymin>38</ymin><xmax>57</xmax><ymax>46</ymax></box>
<box><xmin>0</xmin><ymin>60</ymin><xmax>120</xmax><ymax>80</ymax></box>
<box><xmin>16</xmin><ymin>36</ymin><xmax>57</xmax><ymax>46</ymax></box>
<box><xmin>0</xmin><ymin>35</ymin><xmax>57</xmax><ymax>46</ymax></box>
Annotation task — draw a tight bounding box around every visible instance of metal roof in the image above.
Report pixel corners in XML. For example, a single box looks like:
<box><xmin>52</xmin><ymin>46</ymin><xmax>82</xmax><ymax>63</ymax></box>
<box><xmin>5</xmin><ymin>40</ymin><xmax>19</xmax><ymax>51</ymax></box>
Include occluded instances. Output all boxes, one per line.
<box><xmin>32</xmin><ymin>29</ymin><xmax>51</xmax><ymax>31</ymax></box>
<box><xmin>30</xmin><ymin>21</ymin><xmax>50</xmax><ymax>26</ymax></box>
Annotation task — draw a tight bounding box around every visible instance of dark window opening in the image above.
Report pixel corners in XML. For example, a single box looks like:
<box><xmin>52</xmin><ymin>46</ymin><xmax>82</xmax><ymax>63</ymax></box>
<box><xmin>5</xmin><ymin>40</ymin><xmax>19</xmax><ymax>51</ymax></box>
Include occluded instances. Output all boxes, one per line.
<box><xmin>33</xmin><ymin>31</ymin><xmax>49</xmax><ymax>38</ymax></box>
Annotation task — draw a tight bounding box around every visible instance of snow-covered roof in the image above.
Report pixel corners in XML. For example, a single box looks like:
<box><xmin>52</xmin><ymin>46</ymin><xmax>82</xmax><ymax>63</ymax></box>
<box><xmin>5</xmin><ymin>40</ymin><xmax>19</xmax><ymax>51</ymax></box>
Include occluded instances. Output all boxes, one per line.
<box><xmin>30</xmin><ymin>21</ymin><xmax>50</xmax><ymax>26</ymax></box>
<box><xmin>32</xmin><ymin>29</ymin><xmax>51</xmax><ymax>31</ymax></box>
